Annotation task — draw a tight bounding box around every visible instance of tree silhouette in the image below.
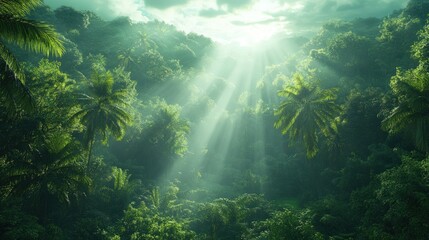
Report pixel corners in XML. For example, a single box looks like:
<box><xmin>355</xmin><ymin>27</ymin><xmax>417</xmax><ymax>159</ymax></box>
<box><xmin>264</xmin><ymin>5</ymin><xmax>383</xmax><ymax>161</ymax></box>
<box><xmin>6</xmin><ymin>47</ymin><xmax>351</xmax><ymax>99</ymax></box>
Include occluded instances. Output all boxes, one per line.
<box><xmin>274</xmin><ymin>73</ymin><xmax>342</xmax><ymax>158</ymax></box>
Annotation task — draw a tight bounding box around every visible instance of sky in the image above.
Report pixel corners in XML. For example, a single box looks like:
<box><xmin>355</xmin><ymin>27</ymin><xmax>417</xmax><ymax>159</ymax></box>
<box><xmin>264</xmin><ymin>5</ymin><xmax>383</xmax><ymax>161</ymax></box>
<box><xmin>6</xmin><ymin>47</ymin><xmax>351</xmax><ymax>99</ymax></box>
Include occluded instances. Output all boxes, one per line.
<box><xmin>44</xmin><ymin>0</ymin><xmax>409</xmax><ymax>45</ymax></box>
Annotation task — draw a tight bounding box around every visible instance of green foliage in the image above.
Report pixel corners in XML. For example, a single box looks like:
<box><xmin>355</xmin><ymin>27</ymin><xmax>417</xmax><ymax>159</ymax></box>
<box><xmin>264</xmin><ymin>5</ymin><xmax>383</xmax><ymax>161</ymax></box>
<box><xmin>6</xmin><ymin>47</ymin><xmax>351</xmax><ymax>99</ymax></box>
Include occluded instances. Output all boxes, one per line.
<box><xmin>112</xmin><ymin>99</ymin><xmax>190</xmax><ymax>178</ymax></box>
<box><xmin>2</xmin><ymin>132</ymin><xmax>90</xmax><ymax>219</ymax></box>
<box><xmin>382</xmin><ymin>15</ymin><xmax>429</xmax><ymax>154</ymax></box>
<box><xmin>0</xmin><ymin>0</ymin><xmax>43</xmax><ymax>16</ymax></box>
<box><xmin>0</xmin><ymin>110</ymin><xmax>42</xmax><ymax>159</ymax></box>
<box><xmin>304</xmin><ymin>18</ymin><xmax>380</xmax><ymax>54</ymax></box>
<box><xmin>340</xmin><ymin>88</ymin><xmax>388</xmax><ymax>155</ymax></box>
<box><xmin>59</xmin><ymin>38</ymin><xmax>83</xmax><ymax>71</ymax></box>
<box><xmin>304</xmin><ymin>20</ymin><xmax>353</xmax><ymax>52</ymax></box>
<box><xmin>148</xmin><ymin>184</ymin><xmax>181</xmax><ymax>215</ymax></box>
<box><xmin>350</xmin><ymin>154</ymin><xmax>429</xmax><ymax>239</ymax></box>
<box><xmin>310</xmin><ymin>196</ymin><xmax>356</xmax><ymax>237</ymax></box>
<box><xmin>382</xmin><ymin>67</ymin><xmax>429</xmax><ymax>153</ymax></box>
<box><xmin>140</xmin><ymin>49</ymin><xmax>177</xmax><ymax>85</ymax></box>
<box><xmin>274</xmin><ymin>73</ymin><xmax>342</xmax><ymax>158</ymax></box>
<box><xmin>54</xmin><ymin>6</ymin><xmax>90</xmax><ymax>31</ymax></box>
<box><xmin>195</xmin><ymin>198</ymin><xmax>243</xmax><ymax>239</ymax></box>
<box><xmin>29</xmin><ymin>59</ymin><xmax>75</xmax><ymax>100</ymax></box>
<box><xmin>330</xmin><ymin>32</ymin><xmax>377</xmax><ymax>78</ymax></box>
<box><xmin>72</xmin><ymin>216</ymin><xmax>110</xmax><ymax>240</ymax></box>
<box><xmin>376</xmin><ymin>10</ymin><xmax>423</xmax><ymax>73</ymax></box>
<box><xmin>0</xmin><ymin>204</ymin><xmax>44</xmax><ymax>240</ymax></box>
<box><xmin>89</xmin><ymin>166</ymin><xmax>140</xmax><ymax>220</ymax></box>
<box><xmin>144</xmin><ymin>101</ymin><xmax>190</xmax><ymax>157</ymax></box>
<box><xmin>111</xmin><ymin>167</ymin><xmax>131</xmax><ymax>191</ymax></box>
<box><xmin>247</xmin><ymin>208</ymin><xmax>323</xmax><ymax>240</ymax></box>
<box><xmin>326</xmin><ymin>32</ymin><xmax>369</xmax><ymax>61</ymax></box>
<box><xmin>334</xmin><ymin>145</ymin><xmax>401</xmax><ymax>194</ymax></box>
<box><xmin>42</xmin><ymin>224</ymin><xmax>65</xmax><ymax>240</ymax></box>
<box><xmin>2</xmin><ymin>2</ymin><xmax>429</xmax><ymax>240</ymax></box>
<box><xmin>72</xmin><ymin>69</ymin><xmax>135</xmax><ymax>168</ymax></box>
<box><xmin>0</xmin><ymin>0</ymin><xmax>63</xmax><ymax>56</ymax></box>
<box><xmin>0</xmin><ymin>0</ymin><xmax>64</xmax><ymax>112</ymax></box>
<box><xmin>190</xmin><ymin>194</ymin><xmax>272</xmax><ymax>240</ymax></box>
<box><xmin>404</xmin><ymin>0</ymin><xmax>429</xmax><ymax>20</ymax></box>
<box><xmin>0</xmin><ymin>62</ymin><xmax>33</xmax><ymax>113</ymax></box>
<box><xmin>0</xmin><ymin>0</ymin><xmax>63</xmax><ymax>80</ymax></box>
<box><xmin>412</xmin><ymin>19</ymin><xmax>429</xmax><ymax>68</ymax></box>
<box><xmin>27</xmin><ymin>59</ymin><xmax>79</xmax><ymax>126</ymax></box>
<box><xmin>114</xmin><ymin>201</ymin><xmax>196</xmax><ymax>240</ymax></box>
<box><xmin>375</xmin><ymin>155</ymin><xmax>429</xmax><ymax>239</ymax></box>
<box><xmin>378</xmin><ymin>16</ymin><xmax>420</xmax><ymax>43</ymax></box>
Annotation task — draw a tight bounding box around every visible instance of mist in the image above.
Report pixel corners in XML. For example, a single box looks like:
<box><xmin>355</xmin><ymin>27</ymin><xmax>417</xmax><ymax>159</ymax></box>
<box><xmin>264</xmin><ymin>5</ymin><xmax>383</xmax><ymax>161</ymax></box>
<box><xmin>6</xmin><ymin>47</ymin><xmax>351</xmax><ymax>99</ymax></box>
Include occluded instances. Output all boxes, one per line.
<box><xmin>1</xmin><ymin>0</ymin><xmax>429</xmax><ymax>239</ymax></box>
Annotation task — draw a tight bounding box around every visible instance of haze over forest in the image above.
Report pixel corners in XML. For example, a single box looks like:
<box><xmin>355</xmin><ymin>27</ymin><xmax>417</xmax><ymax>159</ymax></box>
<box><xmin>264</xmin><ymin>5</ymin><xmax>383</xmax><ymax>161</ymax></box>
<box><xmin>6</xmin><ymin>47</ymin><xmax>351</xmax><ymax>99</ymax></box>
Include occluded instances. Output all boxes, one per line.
<box><xmin>44</xmin><ymin>0</ymin><xmax>409</xmax><ymax>44</ymax></box>
<box><xmin>1</xmin><ymin>0</ymin><xmax>429</xmax><ymax>239</ymax></box>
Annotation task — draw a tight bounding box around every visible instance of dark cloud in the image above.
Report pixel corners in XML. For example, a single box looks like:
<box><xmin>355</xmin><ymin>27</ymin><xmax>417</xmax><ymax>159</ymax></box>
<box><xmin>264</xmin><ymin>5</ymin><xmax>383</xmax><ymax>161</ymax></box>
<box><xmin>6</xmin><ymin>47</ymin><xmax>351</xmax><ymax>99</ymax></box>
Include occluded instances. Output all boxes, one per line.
<box><xmin>199</xmin><ymin>8</ymin><xmax>227</xmax><ymax>18</ymax></box>
<box><xmin>216</xmin><ymin>0</ymin><xmax>254</xmax><ymax>10</ymax></box>
<box><xmin>144</xmin><ymin>0</ymin><xmax>190</xmax><ymax>9</ymax></box>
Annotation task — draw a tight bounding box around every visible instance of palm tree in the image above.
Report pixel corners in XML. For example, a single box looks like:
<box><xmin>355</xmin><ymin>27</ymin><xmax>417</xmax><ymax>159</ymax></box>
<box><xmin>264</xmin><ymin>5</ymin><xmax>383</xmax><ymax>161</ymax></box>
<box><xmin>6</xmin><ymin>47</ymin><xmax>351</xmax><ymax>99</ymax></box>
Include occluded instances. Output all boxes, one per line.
<box><xmin>274</xmin><ymin>73</ymin><xmax>342</xmax><ymax>158</ymax></box>
<box><xmin>0</xmin><ymin>0</ymin><xmax>64</xmax><ymax>107</ymax></box>
<box><xmin>382</xmin><ymin>67</ymin><xmax>429</xmax><ymax>153</ymax></box>
<box><xmin>3</xmin><ymin>133</ymin><xmax>90</xmax><ymax>222</ymax></box>
<box><xmin>73</xmin><ymin>70</ymin><xmax>132</xmax><ymax>169</ymax></box>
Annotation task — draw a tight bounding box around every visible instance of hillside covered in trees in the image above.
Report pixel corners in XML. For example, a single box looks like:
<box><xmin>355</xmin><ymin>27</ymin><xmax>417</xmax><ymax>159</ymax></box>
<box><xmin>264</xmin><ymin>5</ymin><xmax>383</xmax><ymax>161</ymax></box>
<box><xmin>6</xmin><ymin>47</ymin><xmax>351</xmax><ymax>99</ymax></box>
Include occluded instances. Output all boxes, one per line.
<box><xmin>1</xmin><ymin>0</ymin><xmax>429</xmax><ymax>239</ymax></box>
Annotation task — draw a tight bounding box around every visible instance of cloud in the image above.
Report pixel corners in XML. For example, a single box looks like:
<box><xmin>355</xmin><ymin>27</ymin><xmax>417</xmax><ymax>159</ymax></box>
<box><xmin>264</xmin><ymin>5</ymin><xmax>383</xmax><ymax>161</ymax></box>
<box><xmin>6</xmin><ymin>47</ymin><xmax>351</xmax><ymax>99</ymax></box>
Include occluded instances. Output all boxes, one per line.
<box><xmin>144</xmin><ymin>0</ymin><xmax>190</xmax><ymax>9</ymax></box>
<box><xmin>231</xmin><ymin>18</ymin><xmax>279</xmax><ymax>26</ymax></box>
<box><xmin>44</xmin><ymin>0</ymin><xmax>411</xmax><ymax>45</ymax></box>
<box><xmin>199</xmin><ymin>8</ymin><xmax>228</xmax><ymax>18</ymax></box>
<box><xmin>44</xmin><ymin>0</ymin><xmax>149</xmax><ymax>22</ymax></box>
<box><xmin>216</xmin><ymin>0</ymin><xmax>255</xmax><ymax>10</ymax></box>
<box><xmin>274</xmin><ymin>0</ymin><xmax>407</xmax><ymax>18</ymax></box>
<box><xmin>268</xmin><ymin>0</ymin><xmax>409</xmax><ymax>36</ymax></box>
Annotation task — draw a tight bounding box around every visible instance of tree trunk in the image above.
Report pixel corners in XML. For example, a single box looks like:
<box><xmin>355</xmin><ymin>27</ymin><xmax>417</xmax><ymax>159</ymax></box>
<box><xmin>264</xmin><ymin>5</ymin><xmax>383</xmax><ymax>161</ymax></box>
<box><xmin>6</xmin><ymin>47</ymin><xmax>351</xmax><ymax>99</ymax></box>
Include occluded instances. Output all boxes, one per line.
<box><xmin>87</xmin><ymin>136</ymin><xmax>95</xmax><ymax>171</ymax></box>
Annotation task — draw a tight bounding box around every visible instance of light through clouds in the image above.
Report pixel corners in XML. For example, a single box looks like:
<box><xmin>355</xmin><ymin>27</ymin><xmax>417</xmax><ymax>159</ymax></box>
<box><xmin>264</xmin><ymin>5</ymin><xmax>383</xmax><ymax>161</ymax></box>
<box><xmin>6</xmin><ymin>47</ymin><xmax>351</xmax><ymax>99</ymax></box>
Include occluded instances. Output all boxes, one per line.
<box><xmin>44</xmin><ymin>0</ymin><xmax>409</xmax><ymax>45</ymax></box>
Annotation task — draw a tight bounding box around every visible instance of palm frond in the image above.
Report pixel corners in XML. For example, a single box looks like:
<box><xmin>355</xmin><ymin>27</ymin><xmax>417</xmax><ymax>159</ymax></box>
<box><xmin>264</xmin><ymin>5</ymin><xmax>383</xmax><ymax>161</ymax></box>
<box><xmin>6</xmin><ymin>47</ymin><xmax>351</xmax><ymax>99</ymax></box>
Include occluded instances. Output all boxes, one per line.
<box><xmin>275</xmin><ymin>73</ymin><xmax>341</xmax><ymax>158</ymax></box>
<box><xmin>275</xmin><ymin>107</ymin><xmax>303</xmax><ymax>135</ymax></box>
<box><xmin>303</xmin><ymin>129</ymin><xmax>318</xmax><ymax>158</ymax></box>
<box><xmin>382</xmin><ymin>106</ymin><xmax>413</xmax><ymax>133</ymax></box>
<box><xmin>0</xmin><ymin>42</ymin><xmax>25</xmax><ymax>80</ymax></box>
<box><xmin>0</xmin><ymin>0</ymin><xmax>42</xmax><ymax>16</ymax></box>
<box><xmin>0</xmin><ymin>48</ymin><xmax>33</xmax><ymax>110</ymax></box>
<box><xmin>0</xmin><ymin>15</ymin><xmax>64</xmax><ymax>57</ymax></box>
<box><xmin>383</xmin><ymin>65</ymin><xmax>429</xmax><ymax>153</ymax></box>
<box><xmin>108</xmin><ymin>105</ymin><xmax>131</xmax><ymax>122</ymax></box>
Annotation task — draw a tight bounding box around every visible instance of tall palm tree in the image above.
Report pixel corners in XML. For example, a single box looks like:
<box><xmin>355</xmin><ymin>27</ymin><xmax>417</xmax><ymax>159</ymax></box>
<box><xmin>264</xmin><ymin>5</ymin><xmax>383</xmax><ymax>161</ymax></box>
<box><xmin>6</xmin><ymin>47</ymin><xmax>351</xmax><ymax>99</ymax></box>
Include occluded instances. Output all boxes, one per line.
<box><xmin>382</xmin><ymin>67</ymin><xmax>429</xmax><ymax>153</ymax></box>
<box><xmin>3</xmin><ymin>133</ymin><xmax>90</xmax><ymax>222</ymax></box>
<box><xmin>73</xmin><ymin>70</ymin><xmax>132</xmax><ymax>169</ymax></box>
<box><xmin>0</xmin><ymin>0</ymin><xmax>64</xmax><ymax>107</ymax></box>
<box><xmin>274</xmin><ymin>73</ymin><xmax>342</xmax><ymax>158</ymax></box>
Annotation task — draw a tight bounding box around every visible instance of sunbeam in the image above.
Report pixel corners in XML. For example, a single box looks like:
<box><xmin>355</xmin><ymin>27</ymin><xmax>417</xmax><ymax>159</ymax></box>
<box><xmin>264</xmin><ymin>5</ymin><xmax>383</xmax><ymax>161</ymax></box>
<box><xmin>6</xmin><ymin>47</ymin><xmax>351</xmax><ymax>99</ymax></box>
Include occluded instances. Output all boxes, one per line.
<box><xmin>150</xmin><ymin>38</ymin><xmax>300</xmax><ymax>198</ymax></box>
<box><xmin>3</xmin><ymin>1</ymin><xmax>424</xmax><ymax>239</ymax></box>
